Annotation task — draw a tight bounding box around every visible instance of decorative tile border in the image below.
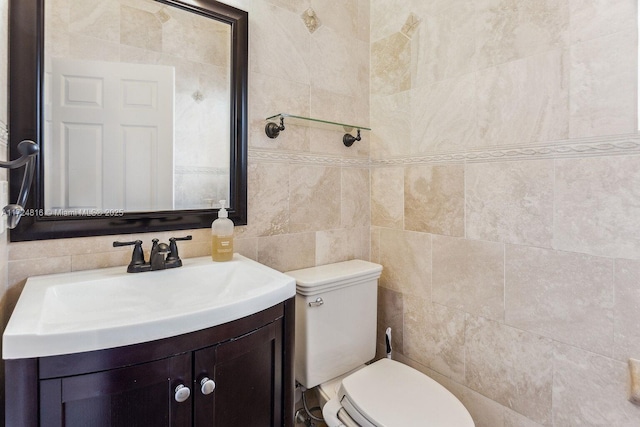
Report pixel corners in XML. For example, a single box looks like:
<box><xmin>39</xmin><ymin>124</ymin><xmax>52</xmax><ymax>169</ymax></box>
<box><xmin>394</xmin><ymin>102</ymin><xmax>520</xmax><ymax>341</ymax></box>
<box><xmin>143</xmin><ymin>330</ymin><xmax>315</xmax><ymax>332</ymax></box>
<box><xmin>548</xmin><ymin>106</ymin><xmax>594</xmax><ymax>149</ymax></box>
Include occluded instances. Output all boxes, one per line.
<box><xmin>371</xmin><ymin>134</ymin><xmax>640</xmax><ymax>166</ymax></box>
<box><xmin>249</xmin><ymin>133</ymin><xmax>640</xmax><ymax>168</ymax></box>
<box><xmin>248</xmin><ymin>148</ymin><xmax>370</xmax><ymax>167</ymax></box>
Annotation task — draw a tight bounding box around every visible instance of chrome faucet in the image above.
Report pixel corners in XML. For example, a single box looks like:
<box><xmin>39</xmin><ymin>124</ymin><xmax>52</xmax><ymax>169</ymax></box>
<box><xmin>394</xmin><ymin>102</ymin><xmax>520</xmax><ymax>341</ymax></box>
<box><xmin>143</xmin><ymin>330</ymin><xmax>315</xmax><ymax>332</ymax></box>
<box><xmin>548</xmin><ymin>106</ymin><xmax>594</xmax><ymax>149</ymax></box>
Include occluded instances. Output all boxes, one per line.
<box><xmin>113</xmin><ymin>236</ymin><xmax>192</xmax><ymax>273</ymax></box>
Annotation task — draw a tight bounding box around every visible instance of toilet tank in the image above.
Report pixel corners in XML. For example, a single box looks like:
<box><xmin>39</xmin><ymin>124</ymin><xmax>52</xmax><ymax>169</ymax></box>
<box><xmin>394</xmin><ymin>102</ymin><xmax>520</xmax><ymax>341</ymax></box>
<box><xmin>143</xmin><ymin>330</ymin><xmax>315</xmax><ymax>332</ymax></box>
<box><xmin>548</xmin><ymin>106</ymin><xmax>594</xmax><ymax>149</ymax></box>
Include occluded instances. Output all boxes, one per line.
<box><xmin>285</xmin><ymin>260</ymin><xmax>383</xmax><ymax>389</ymax></box>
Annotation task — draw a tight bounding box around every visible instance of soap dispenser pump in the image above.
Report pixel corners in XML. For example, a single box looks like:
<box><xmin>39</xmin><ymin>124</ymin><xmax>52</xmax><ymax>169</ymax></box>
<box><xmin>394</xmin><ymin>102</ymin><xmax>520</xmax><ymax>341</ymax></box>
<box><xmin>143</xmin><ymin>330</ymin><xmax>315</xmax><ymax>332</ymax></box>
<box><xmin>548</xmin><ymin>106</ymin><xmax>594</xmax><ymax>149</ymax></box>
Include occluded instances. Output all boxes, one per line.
<box><xmin>211</xmin><ymin>200</ymin><xmax>234</xmax><ymax>262</ymax></box>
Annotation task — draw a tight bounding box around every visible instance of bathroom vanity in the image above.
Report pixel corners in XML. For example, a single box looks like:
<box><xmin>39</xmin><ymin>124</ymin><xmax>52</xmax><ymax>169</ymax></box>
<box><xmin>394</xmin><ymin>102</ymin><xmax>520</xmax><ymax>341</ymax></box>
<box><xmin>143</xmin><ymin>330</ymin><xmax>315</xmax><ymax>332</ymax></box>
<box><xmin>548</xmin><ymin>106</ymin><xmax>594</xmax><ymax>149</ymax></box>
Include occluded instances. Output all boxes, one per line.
<box><xmin>3</xmin><ymin>255</ymin><xmax>296</xmax><ymax>427</ymax></box>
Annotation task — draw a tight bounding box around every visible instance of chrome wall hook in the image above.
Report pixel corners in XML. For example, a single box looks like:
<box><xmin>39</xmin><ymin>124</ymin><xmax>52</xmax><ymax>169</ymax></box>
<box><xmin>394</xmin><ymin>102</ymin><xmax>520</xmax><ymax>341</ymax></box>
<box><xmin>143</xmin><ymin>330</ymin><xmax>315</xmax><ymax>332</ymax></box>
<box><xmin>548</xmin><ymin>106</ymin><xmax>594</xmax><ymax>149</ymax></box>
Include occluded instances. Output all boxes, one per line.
<box><xmin>265</xmin><ymin>116</ymin><xmax>285</xmax><ymax>138</ymax></box>
<box><xmin>343</xmin><ymin>129</ymin><xmax>361</xmax><ymax>147</ymax></box>
<box><xmin>1</xmin><ymin>140</ymin><xmax>39</xmax><ymax>229</ymax></box>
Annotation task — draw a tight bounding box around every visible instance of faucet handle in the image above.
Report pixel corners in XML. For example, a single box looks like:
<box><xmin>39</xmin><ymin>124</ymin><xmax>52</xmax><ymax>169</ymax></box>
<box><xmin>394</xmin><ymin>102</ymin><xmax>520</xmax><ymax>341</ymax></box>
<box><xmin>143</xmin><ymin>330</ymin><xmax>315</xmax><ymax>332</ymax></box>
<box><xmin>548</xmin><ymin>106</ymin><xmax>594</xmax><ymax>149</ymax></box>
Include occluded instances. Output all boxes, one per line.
<box><xmin>166</xmin><ymin>235</ymin><xmax>192</xmax><ymax>264</ymax></box>
<box><xmin>113</xmin><ymin>240</ymin><xmax>145</xmax><ymax>271</ymax></box>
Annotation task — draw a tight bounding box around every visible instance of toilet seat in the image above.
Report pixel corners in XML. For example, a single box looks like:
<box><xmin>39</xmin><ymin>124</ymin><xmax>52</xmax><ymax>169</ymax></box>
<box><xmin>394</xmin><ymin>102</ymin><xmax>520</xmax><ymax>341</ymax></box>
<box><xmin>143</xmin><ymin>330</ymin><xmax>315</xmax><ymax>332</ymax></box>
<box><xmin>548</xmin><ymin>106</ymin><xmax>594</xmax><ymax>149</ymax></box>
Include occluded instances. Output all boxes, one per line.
<box><xmin>323</xmin><ymin>359</ymin><xmax>474</xmax><ymax>427</ymax></box>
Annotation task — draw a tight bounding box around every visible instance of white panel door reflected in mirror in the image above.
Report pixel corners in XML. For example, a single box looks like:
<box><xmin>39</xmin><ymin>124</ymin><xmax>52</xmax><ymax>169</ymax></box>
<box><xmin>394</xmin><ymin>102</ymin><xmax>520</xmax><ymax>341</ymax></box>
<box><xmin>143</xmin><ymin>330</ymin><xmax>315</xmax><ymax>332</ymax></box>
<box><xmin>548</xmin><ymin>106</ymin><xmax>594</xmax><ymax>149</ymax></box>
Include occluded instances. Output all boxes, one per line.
<box><xmin>44</xmin><ymin>0</ymin><xmax>231</xmax><ymax>213</ymax></box>
<box><xmin>46</xmin><ymin>59</ymin><xmax>175</xmax><ymax>213</ymax></box>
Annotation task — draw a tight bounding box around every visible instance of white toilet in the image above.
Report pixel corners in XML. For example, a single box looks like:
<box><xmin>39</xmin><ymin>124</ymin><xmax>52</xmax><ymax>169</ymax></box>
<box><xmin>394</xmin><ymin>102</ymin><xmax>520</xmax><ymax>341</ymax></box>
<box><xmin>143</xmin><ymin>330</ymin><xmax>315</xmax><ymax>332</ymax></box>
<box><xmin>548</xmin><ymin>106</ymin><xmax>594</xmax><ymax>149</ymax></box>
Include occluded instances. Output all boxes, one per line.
<box><xmin>286</xmin><ymin>260</ymin><xmax>474</xmax><ymax>427</ymax></box>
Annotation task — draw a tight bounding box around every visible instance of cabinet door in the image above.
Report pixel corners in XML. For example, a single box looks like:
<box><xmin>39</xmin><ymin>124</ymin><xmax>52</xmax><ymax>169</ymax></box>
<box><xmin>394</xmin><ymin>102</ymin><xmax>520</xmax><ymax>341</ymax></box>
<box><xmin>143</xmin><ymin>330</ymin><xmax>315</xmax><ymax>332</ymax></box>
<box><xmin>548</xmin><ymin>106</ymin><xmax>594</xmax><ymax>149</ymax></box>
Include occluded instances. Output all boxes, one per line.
<box><xmin>40</xmin><ymin>352</ymin><xmax>192</xmax><ymax>427</ymax></box>
<box><xmin>194</xmin><ymin>319</ymin><xmax>283</xmax><ymax>426</ymax></box>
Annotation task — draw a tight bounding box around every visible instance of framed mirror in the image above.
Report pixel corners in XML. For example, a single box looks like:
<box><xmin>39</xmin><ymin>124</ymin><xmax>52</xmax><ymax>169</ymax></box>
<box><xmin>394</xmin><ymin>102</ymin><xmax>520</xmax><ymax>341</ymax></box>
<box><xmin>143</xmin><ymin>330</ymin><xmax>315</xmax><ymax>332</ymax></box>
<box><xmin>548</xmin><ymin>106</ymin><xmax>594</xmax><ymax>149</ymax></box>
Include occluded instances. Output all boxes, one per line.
<box><xmin>8</xmin><ymin>0</ymin><xmax>248</xmax><ymax>241</ymax></box>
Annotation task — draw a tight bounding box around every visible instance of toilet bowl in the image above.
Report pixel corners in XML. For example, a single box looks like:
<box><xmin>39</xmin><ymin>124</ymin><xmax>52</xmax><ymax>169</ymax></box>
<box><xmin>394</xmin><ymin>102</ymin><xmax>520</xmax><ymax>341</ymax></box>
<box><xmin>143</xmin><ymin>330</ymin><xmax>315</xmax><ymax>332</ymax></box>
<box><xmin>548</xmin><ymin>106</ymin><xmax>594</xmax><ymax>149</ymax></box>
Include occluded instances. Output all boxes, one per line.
<box><xmin>286</xmin><ymin>260</ymin><xmax>474</xmax><ymax>427</ymax></box>
<box><xmin>321</xmin><ymin>358</ymin><xmax>474</xmax><ymax>426</ymax></box>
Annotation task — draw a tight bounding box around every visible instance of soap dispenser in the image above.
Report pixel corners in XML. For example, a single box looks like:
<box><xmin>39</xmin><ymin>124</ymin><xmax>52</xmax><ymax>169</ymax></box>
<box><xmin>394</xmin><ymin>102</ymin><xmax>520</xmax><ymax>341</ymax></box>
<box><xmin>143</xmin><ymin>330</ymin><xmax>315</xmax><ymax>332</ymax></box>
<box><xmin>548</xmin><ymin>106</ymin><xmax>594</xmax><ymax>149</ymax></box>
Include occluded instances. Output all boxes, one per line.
<box><xmin>211</xmin><ymin>200</ymin><xmax>234</xmax><ymax>262</ymax></box>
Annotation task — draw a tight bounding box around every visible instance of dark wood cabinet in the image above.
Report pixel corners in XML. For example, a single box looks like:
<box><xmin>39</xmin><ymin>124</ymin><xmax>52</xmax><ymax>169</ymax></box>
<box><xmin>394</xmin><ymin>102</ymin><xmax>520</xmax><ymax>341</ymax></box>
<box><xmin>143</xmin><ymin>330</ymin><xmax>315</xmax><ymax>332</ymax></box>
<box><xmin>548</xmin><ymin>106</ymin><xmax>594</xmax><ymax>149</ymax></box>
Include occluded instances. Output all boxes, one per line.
<box><xmin>5</xmin><ymin>299</ymin><xmax>295</xmax><ymax>427</ymax></box>
<box><xmin>40</xmin><ymin>353</ymin><xmax>193</xmax><ymax>427</ymax></box>
<box><xmin>194</xmin><ymin>320</ymin><xmax>283</xmax><ymax>426</ymax></box>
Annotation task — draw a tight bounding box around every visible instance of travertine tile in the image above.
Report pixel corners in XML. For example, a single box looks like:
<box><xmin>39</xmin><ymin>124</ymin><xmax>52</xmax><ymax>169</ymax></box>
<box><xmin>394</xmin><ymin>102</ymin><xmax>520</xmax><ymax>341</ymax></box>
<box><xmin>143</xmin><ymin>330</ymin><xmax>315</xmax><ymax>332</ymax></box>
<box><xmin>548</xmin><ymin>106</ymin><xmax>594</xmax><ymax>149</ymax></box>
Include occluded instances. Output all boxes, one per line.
<box><xmin>308</xmin><ymin>0</ymin><xmax>359</xmax><ymax>38</ymax></box>
<box><xmin>308</xmin><ymin>127</ymin><xmax>368</xmax><ymax>158</ymax></box>
<box><xmin>309</xmin><ymin>25</ymin><xmax>366</xmax><ymax>99</ymax></box>
<box><xmin>475</xmin><ymin>0</ymin><xmax>569</xmax><ymax>69</ymax></box>
<box><xmin>173</xmin><ymin>241</ymin><xmax>210</xmax><ymax>260</ymax></box>
<box><xmin>236</xmin><ymin>162</ymin><xmax>290</xmax><ymax>238</ymax></box>
<box><xmin>569</xmin><ymin>28</ymin><xmax>637</xmax><ymax>138</ymax></box>
<box><xmin>506</xmin><ymin>245</ymin><xmax>614</xmax><ymax>356</ymax></box>
<box><xmin>503</xmin><ymin>409</ymin><xmax>544</xmax><ymax>427</ymax></box>
<box><xmin>371</xmin><ymin>167</ymin><xmax>404</xmax><ymax>229</ymax></box>
<box><xmin>370</xmin><ymin>226</ymin><xmax>381</xmax><ymax>264</ymax></box>
<box><xmin>120</xmin><ymin>5</ymin><xmax>161</xmax><ymax>52</ymax></box>
<box><xmin>404</xmin><ymin>297</ymin><xmax>466</xmax><ymax>382</ymax></box>
<box><xmin>613</xmin><ymin>259</ymin><xmax>640</xmax><ymax>362</ymax></box>
<box><xmin>371</xmin><ymin>32</ymin><xmax>411</xmax><ymax>96</ymax></box>
<box><xmin>411</xmin><ymin>2</ymin><xmax>477</xmax><ymax>87</ymax></box>
<box><xmin>264</xmin><ymin>0</ymin><xmax>310</xmax><ymax>14</ymax></box>
<box><xmin>248</xmin><ymin>71</ymin><xmax>310</xmax><ymax>152</ymax></box>
<box><xmin>44</xmin><ymin>0</ymin><xmax>71</xmax><ymax>58</ymax></box>
<box><xmin>378</xmin><ymin>228</ymin><xmax>431</xmax><ymax>300</ymax></box>
<box><xmin>554</xmin><ymin>155</ymin><xmax>640</xmax><ymax>258</ymax></box>
<box><xmin>315</xmin><ymin>227</ymin><xmax>368</xmax><ymax>265</ymax></box>
<box><xmin>8</xmin><ymin>257</ymin><xmax>72</xmax><ymax>289</ymax></box>
<box><xmin>71</xmin><ymin>251</ymin><xmax>132</xmax><ymax>271</ymax></box>
<box><xmin>553</xmin><ymin>343</ymin><xmax>640</xmax><ymax>426</ymax></box>
<box><xmin>341</xmin><ymin>168</ymin><xmax>370</xmax><ymax>228</ymax></box>
<box><xmin>458</xmin><ymin>386</ymin><xmax>507</xmax><ymax>427</ymax></box>
<box><xmin>476</xmin><ymin>50</ymin><xmax>569</xmax><ymax>146</ymax></box>
<box><xmin>310</xmin><ymin>86</ymin><xmax>369</xmax><ymax>142</ymax></box>
<box><xmin>257</xmin><ymin>232</ymin><xmax>315</xmax><ymax>272</ymax></box>
<box><xmin>355</xmin><ymin>0</ymin><xmax>370</xmax><ymax>43</ymax></box>
<box><xmin>432</xmin><ymin>235</ymin><xmax>504</xmax><ymax>321</ymax></box>
<box><xmin>249</xmin><ymin>0</ymin><xmax>310</xmax><ymax>84</ymax></box>
<box><xmin>369</xmin><ymin>0</ymin><xmax>411</xmax><ymax>43</ymax></box>
<box><xmin>465</xmin><ymin>315</ymin><xmax>553</xmax><ymax>425</ymax></box>
<box><xmin>410</xmin><ymin>74</ymin><xmax>478</xmax><ymax>153</ymax></box>
<box><xmin>68</xmin><ymin>34</ymin><xmax>120</xmax><ymax>62</ymax></box>
<box><xmin>69</xmin><ymin>0</ymin><xmax>120</xmax><ymax>43</ymax></box>
<box><xmin>404</xmin><ymin>164</ymin><xmax>465</xmax><ymax>237</ymax></box>
<box><xmin>9</xmin><ymin>234</ymin><xmax>132</xmax><ymax>260</ymax></box>
<box><xmin>370</xmin><ymin>91</ymin><xmax>410</xmax><ymax>159</ymax></box>
<box><xmin>234</xmin><ymin>238</ymin><xmax>258</xmax><ymax>261</ymax></box>
<box><xmin>466</xmin><ymin>160</ymin><xmax>554</xmax><ymax>247</ymax></box>
<box><xmin>289</xmin><ymin>165</ymin><xmax>341</xmax><ymax>232</ymax></box>
<box><xmin>569</xmin><ymin>0</ymin><xmax>637</xmax><ymax>43</ymax></box>
<box><xmin>377</xmin><ymin>286</ymin><xmax>403</xmax><ymax>355</ymax></box>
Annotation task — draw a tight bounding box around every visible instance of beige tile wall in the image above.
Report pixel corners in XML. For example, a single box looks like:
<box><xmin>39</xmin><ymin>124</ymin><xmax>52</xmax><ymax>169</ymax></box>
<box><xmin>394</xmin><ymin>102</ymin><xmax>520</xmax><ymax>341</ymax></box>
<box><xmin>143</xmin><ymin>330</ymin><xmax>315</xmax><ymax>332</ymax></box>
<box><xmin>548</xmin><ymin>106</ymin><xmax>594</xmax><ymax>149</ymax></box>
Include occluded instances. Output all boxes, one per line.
<box><xmin>371</xmin><ymin>0</ymin><xmax>640</xmax><ymax>425</ymax></box>
<box><xmin>0</xmin><ymin>5</ymin><xmax>370</xmax><ymax>422</ymax></box>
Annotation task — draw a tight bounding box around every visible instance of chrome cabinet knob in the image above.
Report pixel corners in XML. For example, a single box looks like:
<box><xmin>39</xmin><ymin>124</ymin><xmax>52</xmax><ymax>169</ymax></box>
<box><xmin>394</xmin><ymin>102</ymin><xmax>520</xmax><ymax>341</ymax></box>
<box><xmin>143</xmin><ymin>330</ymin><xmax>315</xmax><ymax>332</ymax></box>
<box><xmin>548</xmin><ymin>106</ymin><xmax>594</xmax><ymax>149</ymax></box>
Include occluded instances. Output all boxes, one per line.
<box><xmin>174</xmin><ymin>384</ymin><xmax>191</xmax><ymax>402</ymax></box>
<box><xmin>200</xmin><ymin>377</ymin><xmax>216</xmax><ymax>395</ymax></box>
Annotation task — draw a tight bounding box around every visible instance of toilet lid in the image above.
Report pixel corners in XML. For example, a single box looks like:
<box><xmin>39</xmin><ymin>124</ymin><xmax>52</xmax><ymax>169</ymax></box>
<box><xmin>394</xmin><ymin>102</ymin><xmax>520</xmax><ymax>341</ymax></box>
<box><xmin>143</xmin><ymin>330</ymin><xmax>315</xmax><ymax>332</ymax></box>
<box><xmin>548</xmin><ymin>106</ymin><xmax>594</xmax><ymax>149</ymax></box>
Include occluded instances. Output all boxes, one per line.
<box><xmin>338</xmin><ymin>359</ymin><xmax>474</xmax><ymax>427</ymax></box>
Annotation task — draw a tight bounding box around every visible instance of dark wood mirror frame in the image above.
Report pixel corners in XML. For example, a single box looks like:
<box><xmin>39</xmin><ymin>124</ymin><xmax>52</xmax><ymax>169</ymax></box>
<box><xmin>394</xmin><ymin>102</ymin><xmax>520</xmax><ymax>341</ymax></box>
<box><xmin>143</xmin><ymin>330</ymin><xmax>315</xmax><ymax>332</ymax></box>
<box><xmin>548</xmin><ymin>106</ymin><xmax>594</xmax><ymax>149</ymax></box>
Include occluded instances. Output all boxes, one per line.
<box><xmin>8</xmin><ymin>0</ymin><xmax>248</xmax><ymax>242</ymax></box>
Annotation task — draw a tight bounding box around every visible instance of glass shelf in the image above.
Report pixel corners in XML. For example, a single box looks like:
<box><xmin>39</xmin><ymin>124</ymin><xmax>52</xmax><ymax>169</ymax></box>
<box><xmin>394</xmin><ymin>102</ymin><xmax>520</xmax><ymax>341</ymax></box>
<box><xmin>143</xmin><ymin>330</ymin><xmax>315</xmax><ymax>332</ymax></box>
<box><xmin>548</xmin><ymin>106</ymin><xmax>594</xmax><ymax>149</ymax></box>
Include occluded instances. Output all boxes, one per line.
<box><xmin>265</xmin><ymin>113</ymin><xmax>370</xmax><ymax>146</ymax></box>
<box><xmin>265</xmin><ymin>113</ymin><xmax>371</xmax><ymax>132</ymax></box>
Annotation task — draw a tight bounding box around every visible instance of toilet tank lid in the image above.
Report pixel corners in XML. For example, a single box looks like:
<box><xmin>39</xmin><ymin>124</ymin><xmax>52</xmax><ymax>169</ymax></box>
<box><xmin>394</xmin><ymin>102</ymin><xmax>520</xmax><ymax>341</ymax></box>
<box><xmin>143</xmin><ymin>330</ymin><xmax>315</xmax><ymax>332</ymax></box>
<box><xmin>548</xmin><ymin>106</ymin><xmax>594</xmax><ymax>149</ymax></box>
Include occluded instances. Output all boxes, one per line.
<box><xmin>339</xmin><ymin>359</ymin><xmax>475</xmax><ymax>427</ymax></box>
<box><xmin>285</xmin><ymin>260</ymin><xmax>382</xmax><ymax>295</ymax></box>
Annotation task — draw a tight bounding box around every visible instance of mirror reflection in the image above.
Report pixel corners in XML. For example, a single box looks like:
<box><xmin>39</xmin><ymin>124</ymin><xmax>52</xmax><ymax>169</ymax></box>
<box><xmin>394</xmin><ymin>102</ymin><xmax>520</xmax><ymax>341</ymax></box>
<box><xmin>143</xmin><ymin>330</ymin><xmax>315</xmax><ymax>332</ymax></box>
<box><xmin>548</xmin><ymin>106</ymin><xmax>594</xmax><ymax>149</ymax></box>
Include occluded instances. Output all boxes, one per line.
<box><xmin>44</xmin><ymin>0</ymin><xmax>231</xmax><ymax>213</ymax></box>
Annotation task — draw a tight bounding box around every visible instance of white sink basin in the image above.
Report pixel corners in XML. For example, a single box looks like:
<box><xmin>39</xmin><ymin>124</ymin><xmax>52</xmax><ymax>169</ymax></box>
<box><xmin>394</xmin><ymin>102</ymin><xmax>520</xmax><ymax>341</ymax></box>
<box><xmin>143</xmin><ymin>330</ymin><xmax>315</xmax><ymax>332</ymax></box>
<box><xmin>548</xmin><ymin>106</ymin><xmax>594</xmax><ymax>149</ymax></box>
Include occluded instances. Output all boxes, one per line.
<box><xmin>3</xmin><ymin>254</ymin><xmax>295</xmax><ymax>359</ymax></box>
